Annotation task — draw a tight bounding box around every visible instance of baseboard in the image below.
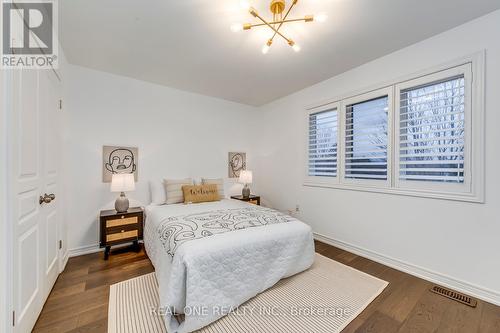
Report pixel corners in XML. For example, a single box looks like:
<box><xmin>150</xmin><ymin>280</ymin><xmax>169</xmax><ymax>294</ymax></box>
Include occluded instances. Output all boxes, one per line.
<box><xmin>68</xmin><ymin>241</ymin><xmax>144</xmax><ymax>258</ymax></box>
<box><xmin>314</xmin><ymin>232</ymin><xmax>500</xmax><ymax>306</ymax></box>
<box><xmin>68</xmin><ymin>244</ymin><xmax>102</xmax><ymax>257</ymax></box>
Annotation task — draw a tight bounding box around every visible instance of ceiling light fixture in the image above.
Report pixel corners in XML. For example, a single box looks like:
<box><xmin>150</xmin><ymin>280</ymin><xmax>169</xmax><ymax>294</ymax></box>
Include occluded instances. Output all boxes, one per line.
<box><xmin>232</xmin><ymin>0</ymin><xmax>326</xmax><ymax>54</ymax></box>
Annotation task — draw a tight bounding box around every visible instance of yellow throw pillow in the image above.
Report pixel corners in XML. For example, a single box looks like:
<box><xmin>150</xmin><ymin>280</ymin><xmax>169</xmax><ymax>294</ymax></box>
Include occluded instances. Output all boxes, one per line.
<box><xmin>182</xmin><ymin>184</ymin><xmax>220</xmax><ymax>204</ymax></box>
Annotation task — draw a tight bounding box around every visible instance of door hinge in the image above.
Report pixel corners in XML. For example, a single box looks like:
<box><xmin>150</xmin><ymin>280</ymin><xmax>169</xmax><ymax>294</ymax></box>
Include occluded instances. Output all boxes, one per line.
<box><xmin>12</xmin><ymin>311</ymin><xmax>15</xmax><ymax>327</ymax></box>
<box><xmin>59</xmin><ymin>240</ymin><xmax>62</xmax><ymax>249</ymax></box>
<box><xmin>59</xmin><ymin>99</ymin><xmax>63</xmax><ymax>110</ymax></box>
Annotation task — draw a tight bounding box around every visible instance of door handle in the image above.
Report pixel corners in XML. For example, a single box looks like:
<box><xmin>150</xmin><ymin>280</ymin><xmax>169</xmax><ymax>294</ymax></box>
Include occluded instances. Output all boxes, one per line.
<box><xmin>39</xmin><ymin>193</ymin><xmax>56</xmax><ymax>205</ymax></box>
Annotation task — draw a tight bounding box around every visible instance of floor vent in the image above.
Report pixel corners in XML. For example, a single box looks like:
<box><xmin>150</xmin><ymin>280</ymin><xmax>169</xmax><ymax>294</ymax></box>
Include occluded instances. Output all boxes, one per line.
<box><xmin>430</xmin><ymin>285</ymin><xmax>477</xmax><ymax>307</ymax></box>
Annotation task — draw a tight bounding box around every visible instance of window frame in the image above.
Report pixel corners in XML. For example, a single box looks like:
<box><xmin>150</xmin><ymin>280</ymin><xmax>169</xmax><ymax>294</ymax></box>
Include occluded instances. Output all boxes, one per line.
<box><xmin>303</xmin><ymin>52</ymin><xmax>485</xmax><ymax>203</ymax></box>
<box><xmin>305</xmin><ymin>102</ymin><xmax>341</xmax><ymax>186</ymax></box>
<box><xmin>340</xmin><ymin>87</ymin><xmax>393</xmax><ymax>189</ymax></box>
<box><xmin>394</xmin><ymin>64</ymin><xmax>472</xmax><ymax>194</ymax></box>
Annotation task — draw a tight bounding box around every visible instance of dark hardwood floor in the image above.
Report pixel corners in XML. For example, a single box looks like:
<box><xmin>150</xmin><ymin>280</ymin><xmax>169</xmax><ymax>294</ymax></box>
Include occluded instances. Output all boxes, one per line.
<box><xmin>33</xmin><ymin>241</ymin><xmax>500</xmax><ymax>332</ymax></box>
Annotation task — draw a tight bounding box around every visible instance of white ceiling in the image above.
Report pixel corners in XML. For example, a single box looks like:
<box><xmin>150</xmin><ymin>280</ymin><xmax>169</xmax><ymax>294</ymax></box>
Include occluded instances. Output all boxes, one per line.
<box><xmin>60</xmin><ymin>0</ymin><xmax>500</xmax><ymax>106</ymax></box>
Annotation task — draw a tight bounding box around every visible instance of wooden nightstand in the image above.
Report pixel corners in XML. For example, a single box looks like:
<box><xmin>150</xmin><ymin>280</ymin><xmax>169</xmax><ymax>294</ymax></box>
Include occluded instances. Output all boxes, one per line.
<box><xmin>230</xmin><ymin>195</ymin><xmax>260</xmax><ymax>205</ymax></box>
<box><xmin>99</xmin><ymin>207</ymin><xmax>144</xmax><ymax>260</ymax></box>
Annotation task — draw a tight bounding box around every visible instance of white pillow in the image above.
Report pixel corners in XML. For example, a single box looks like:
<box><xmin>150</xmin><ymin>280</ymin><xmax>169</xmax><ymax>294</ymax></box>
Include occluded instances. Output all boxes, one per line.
<box><xmin>201</xmin><ymin>178</ymin><xmax>225</xmax><ymax>199</ymax></box>
<box><xmin>164</xmin><ymin>178</ymin><xmax>193</xmax><ymax>204</ymax></box>
<box><xmin>149</xmin><ymin>180</ymin><xmax>166</xmax><ymax>205</ymax></box>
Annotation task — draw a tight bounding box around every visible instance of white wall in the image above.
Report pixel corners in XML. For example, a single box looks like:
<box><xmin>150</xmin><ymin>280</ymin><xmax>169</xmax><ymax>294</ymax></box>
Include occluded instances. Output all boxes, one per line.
<box><xmin>254</xmin><ymin>10</ymin><xmax>500</xmax><ymax>304</ymax></box>
<box><xmin>65</xmin><ymin>65</ymin><xmax>258</xmax><ymax>252</ymax></box>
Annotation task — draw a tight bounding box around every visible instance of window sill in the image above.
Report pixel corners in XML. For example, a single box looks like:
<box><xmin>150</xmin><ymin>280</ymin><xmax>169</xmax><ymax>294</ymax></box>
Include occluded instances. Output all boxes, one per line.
<box><xmin>302</xmin><ymin>181</ymin><xmax>484</xmax><ymax>203</ymax></box>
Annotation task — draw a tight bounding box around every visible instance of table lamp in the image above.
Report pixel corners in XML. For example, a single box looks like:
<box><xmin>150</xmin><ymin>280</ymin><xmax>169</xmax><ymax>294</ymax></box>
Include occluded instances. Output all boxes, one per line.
<box><xmin>111</xmin><ymin>173</ymin><xmax>135</xmax><ymax>213</ymax></box>
<box><xmin>239</xmin><ymin>170</ymin><xmax>252</xmax><ymax>199</ymax></box>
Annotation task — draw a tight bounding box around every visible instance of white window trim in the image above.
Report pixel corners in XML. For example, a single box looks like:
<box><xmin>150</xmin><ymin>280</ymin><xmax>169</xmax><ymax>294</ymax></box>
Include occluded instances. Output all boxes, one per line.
<box><xmin>305</xmin><ymin>102</ymin><xmax>341</xmax><ymax>186</ymax></box>
<box><xmin>340</xmin><ymin>87</ymin><xmax>393</xmax><ymax>188</ymax></box>
<box><xmin>303</xmin><ymin>52</ymin><xmax>485</xmax><ymax>203</ymax></box>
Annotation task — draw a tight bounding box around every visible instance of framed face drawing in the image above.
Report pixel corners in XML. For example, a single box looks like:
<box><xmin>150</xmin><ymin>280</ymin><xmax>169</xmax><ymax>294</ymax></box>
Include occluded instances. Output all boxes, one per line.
<box><xmin>102</xmin><ymin>146</ymin><xmax>138</xmax><ymax>182</ymax></box>
<box><xmin>228</xmin><ymin>152</ymin><xmax>246</xmax><ymax>178</ymax></box>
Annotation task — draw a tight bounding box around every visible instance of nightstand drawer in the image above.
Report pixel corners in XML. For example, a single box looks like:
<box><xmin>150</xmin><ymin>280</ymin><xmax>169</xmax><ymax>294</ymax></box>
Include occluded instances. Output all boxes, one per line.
<box><xmin>106</xmin><ymin>229</ymin><xmax>138</xmax><ymax>242</ymax></box>
<box><xmin>100</xmin><ymin>207</ymin><xmax>144</xmax><ymax>260</ymax></box>
<box><xmin>106</xmin><ymin>216</ymin><xmax>138</xmax><ymax>228</ymax></box>
<box><xmin>249</xmin><ymin>199</ymin><xmax>259</xmax><ymax>205</ymax></box>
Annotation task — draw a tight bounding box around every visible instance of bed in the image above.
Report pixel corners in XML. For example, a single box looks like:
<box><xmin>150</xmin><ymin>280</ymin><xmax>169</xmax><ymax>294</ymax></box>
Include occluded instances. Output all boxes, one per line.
<box><xmin>144</xmin><ymin>199</ymin><xmax>315</xmax><ymax>333</ymax></box>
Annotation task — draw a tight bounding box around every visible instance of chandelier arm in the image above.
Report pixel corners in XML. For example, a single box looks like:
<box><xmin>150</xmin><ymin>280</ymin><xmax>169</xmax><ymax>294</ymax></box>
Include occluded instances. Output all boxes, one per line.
<box><xmin>252</xmin><ymin>11</ymin><xmax>292</xmax><ymax>44</ymax></box>
<box><xmin>269</xmin><ymin>1</ymin><xmax>297</xmax><ymax>43</ymax></box>
<box><xmin>248</xmin><ymin>17</ymin><xmax>310</xmax><ymax>28</ymax></box>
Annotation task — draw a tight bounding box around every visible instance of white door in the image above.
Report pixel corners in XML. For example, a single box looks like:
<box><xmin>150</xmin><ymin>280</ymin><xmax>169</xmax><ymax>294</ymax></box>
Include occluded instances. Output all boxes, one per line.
<box><xmin>9</xmin><ymin>68</ymin><xmax>62</xmax><ymax>333</ymax></box>
<box><xmin>39</xmin><ymin>70</ymin><xmax>62</xmax><ymax>299</ymax></box>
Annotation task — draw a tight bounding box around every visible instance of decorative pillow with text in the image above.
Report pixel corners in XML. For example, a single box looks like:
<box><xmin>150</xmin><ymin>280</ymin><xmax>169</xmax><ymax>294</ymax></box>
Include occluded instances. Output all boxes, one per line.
<box><xmin>182</xmin><ymin>184</ymin><xmax>220</xmax><ymax>204</ymax></box>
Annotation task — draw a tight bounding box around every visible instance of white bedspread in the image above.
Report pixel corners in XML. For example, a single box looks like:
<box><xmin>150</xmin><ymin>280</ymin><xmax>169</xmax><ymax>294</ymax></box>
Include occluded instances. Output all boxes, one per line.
<box><xmin>144</xmin><ymin>199</ymin><xmax>315</xmax><ymax>333</ymax></box>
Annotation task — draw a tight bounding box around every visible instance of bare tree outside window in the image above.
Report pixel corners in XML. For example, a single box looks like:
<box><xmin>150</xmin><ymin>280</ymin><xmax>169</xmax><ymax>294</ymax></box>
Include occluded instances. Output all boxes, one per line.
<box><xmin>400</xmin><ymin>76</ymin><xmax>465</xmax><ymax>183</ymax></box>
<box><xmin>309</xmin><ymin>109</ymin><xmax>338</xmax><ymax>177</ymax></box>
<box><xmin>345</xmin><ymin>96</ymin><xmax>389</xmax><ymax>180</ymax></box>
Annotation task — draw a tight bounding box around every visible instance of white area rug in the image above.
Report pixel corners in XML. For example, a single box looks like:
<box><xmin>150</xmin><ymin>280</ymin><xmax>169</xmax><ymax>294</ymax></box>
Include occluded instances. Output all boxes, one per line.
<box><xmin>108</xmin><ymin>254</ymin><xmax>388</xmax><ymax>333</ymax></box>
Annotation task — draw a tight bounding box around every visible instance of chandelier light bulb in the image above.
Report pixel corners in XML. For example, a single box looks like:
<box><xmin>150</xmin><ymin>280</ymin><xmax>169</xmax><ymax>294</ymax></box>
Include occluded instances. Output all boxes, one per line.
<box><xmin>315</xmin><ymin>13</ymin><xmax>327</xmax><ymax>23</ymax></box>
<box><xmin>231</xmin><ymin>23</ymin><xmax>243</xmax><ymax>32</ymax></box>
<box><xmin>240</xmin><ymin>0</ymin><xmax>251</xmax><ymax>10</ymax></box>
<box><xmin>292</xmin><ymin>44</ymin><xmax>301</xmax><ymax>52</ymax></box>
<box><xmin>262</xmin><ymin>44</ymin><xmax>270</xmax><ymax>54</ymax></box>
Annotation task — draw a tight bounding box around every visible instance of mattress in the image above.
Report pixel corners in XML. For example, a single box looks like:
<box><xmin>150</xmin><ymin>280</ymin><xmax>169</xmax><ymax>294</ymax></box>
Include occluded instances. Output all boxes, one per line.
<box><xmin>144</xmin><ymin>199</ymin><xmax>315</xmax><ymax>333</ymax></box>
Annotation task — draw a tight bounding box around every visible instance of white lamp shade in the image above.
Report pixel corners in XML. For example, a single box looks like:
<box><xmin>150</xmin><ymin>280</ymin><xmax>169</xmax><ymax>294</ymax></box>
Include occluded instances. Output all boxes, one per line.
<box><xmin>239</xmin><ymin>170</ymin><xmax>253</xmax><ymax>184</ymax></box>
<box><xmin>110</xmin><ymin>173</ymin><xmax>135</xmax><ymax>192</ymax></box>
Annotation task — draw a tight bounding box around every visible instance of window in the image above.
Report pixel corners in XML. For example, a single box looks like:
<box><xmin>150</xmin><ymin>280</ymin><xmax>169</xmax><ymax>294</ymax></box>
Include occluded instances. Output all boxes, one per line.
<box><xmin>305</xmin><ymin>56</ymin><xmax>484</xmax><ymax>202</ymax></box>
<box><xmin>341</xmin><ymin>87</ymin><xmax>392</xmax><ymax>186</ymax></box>
<box><xmin>308</xmin><ymin>106</ymin><xmax>338</xmax><ymax>178</ymax></box>
<box><xmin>345</xmin><ymin>96</ymin><xmax>389</xmax><ymax>181</ymax></box>
<box><xmin>398</xmin><ymin>76</ymin><xmax>465</xmax><ymax>184</ymax></box>
<box><xmin>395</xmin><ymin>64</ymin><xmax>473</xmax><ymax>194</ymax></box>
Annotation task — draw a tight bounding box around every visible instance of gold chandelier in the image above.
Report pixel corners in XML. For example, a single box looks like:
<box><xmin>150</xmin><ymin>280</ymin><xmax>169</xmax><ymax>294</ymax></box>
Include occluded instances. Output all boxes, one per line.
<box><xmin>231</xmin><ymin>0</ymin><xmax>326</xmax><ymax>54</ymax></box>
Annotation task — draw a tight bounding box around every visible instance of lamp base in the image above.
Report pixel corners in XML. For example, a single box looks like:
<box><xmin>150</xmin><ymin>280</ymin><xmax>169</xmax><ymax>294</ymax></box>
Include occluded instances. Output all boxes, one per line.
<box><xmin>242</xmin><ymin>184</ymin><xmax>250</xmax><ymax>199</ymax></box>
<box><xmin>115</xmin><ymin>192</ymin><xmax>129</xmax><ymax>213</ymax></box>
